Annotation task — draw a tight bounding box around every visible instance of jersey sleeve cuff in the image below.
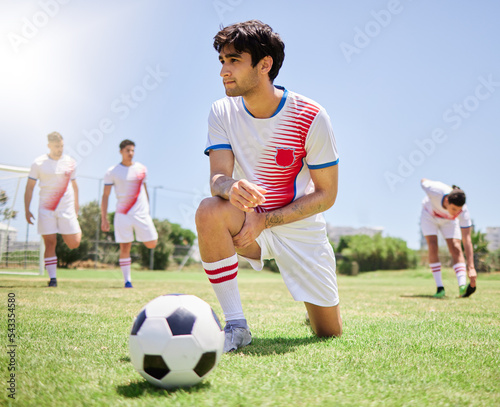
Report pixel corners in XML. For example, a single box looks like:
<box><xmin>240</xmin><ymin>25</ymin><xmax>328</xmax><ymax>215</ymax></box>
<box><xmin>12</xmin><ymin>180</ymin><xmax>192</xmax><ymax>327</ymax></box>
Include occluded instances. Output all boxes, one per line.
<box><xmin>204</xmin><ymin>144</ymin><xmax>232</xmax><ymax>156</ymax></box>
<box><xmin>307</xmin><ymin>158</ymin><xmax>339</xmax><ymax>170</ymax></box>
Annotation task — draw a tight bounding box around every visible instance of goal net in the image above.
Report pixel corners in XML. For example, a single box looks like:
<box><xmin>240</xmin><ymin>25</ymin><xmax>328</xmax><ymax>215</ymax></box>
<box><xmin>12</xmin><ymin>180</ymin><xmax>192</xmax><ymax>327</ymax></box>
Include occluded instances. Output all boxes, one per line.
<box><xmin>0</xmin><ymin>164</ymin><xmax>44</xmax><ymax>275</ymax></box>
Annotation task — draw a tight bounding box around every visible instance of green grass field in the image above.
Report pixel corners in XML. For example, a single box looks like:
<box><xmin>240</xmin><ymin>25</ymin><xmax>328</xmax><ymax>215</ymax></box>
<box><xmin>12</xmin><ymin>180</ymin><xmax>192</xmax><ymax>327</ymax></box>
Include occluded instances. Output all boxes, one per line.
<box><xmin>1</xmin><ymin>266</ymin><xmax>499</xmax><ymax>406</ymax></box>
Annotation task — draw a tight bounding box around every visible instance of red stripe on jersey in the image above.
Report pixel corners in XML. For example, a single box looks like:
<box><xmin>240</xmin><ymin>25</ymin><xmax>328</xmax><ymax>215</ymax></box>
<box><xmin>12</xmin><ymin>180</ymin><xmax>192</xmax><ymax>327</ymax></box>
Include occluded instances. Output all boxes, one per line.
<box><xmin>253</xmin><ymin>100</ymin><xmax>320</xmax><ymax>211</ymax></box>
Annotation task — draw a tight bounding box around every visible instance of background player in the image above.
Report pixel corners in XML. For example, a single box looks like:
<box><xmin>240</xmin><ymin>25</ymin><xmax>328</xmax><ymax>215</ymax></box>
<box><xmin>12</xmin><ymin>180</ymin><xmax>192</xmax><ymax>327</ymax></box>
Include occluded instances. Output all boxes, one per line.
<box><xmin>196</xmin><ymin>20</ymin><xmax>342</xmax><ymax>352</ymax></box>
<box><xmin>24</xmin><ymin>132</ymin><xmax>81</xmax><ymax>287</ymax></box>
<box><xmin>101</xmin><ymin>140</ymin><xmax>158</xmax><ymax>288</ymax></box>
<box><xmin>420</xmin><ymin>178</ymin><xmax>477</xmax><ymax>298</ymax></box>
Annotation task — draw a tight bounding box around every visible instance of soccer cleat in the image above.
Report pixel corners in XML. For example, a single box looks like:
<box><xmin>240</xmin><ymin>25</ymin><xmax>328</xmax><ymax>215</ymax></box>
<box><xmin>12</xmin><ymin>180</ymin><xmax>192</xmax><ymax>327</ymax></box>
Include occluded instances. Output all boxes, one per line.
<box><xmin>124</xmin><ymin>281</ymin><xmax>133</xmax><ymax>288</ymax></box>
<box><xmin>48</xmin><ymin>278</ymin><xmax>57</xmax><ymax>287</ymax></box>
<box><xmin>459</xmin><ymin>285</ymin><xmax>467</xmax><ymax>297</ymax></box>
<box><xmin>461</xmin><ymin>284</ymin><xmax>476</xmax><ymax>298</ymax></box>
<box><xmin>433</xmin><ymin>287</ymin><xmax>445</xmax><ymax>298</ymax></box>
<box><xmin>223</xmin><ymin>325</ymin><xmax>252</xmax><ymax>353</ymax></box>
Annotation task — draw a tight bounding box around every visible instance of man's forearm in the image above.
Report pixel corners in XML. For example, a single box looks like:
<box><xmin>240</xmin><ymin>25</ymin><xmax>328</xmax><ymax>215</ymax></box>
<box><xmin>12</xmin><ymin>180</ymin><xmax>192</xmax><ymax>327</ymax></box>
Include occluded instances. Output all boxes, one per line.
<box><xmin>264</xmin><ymin>189</ymin><xmax>335</xmax><ymax>229</ymax></box>
<box><xmin>24</xmin><ymin>190</ymin><xmax>33</xmax><ymax>214</ymax></box>
<box><xmin>210</xmin><ymin>174</ymin><xmax>236</xmax><ymax>199</ymax></box>
<box><xmin>101</xmin><ymin>197</ymin><xmax>109</xmax><ymax>220</ymax></box>
<box><xmin>464</xmin><ymin>241</ymin><xmax>475</xmax><ymax>269</ymax></box>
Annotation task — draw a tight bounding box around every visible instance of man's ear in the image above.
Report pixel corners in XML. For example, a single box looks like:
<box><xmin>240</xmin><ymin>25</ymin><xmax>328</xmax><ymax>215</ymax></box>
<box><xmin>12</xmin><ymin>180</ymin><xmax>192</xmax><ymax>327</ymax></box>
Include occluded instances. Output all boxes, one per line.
<box><xmin>259</xmin><ymin>55</ymin><xmax>274</xmax><ymax>76</ymax></box>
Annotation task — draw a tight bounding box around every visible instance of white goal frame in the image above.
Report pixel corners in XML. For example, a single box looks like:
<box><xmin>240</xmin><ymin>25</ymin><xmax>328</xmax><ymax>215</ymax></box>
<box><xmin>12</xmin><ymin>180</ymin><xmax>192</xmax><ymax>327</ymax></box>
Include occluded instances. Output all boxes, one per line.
<box><xmin>0</xmin><ymin>164</ymin><xmax>44</xmax><ymax>275</ymax></box>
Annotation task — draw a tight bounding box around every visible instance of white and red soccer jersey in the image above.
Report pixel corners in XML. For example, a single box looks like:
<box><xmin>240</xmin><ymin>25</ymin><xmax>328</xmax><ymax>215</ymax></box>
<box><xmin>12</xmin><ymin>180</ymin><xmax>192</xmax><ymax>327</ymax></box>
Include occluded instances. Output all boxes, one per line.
<box><xmin>205</xmin><ymin>87</ymin><xmax>339</xmax><ymax>212</ymax></box>
<box><xmin>421</xmin><ymin>179</ymin><xmax>472</xmax><ymax>227</ymax></box>
<box><xmin>104</xmin><ymin>162</ymin><xmax>150</xmax><ymax>215</ymax></box>
<box><xmin>28</xmin><ymin>154</ymin><xmax>76</xmax><ymax>212</ymax></box>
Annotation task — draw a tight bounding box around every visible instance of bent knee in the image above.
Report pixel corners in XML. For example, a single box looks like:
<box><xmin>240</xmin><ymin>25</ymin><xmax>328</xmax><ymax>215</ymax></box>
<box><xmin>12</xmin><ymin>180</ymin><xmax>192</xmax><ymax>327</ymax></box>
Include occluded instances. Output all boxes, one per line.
<box><xmin>315</xmin><ymin>326</ymin><xmax>342</xmax><ymax>338</ymax></box>
<box><xmin>144</xmin><ymin>240</ymin><xmax>157</xmax><ymax>249</ymax></box>
<box><xmin>195</xmin><ymin>197</ymin><xmax>232</xmax><ymax>229</ymax></box>
<box><xmin>66</xmin><ymin>241</ymin><xmax>80</xmax><ymax>250</ymax></box>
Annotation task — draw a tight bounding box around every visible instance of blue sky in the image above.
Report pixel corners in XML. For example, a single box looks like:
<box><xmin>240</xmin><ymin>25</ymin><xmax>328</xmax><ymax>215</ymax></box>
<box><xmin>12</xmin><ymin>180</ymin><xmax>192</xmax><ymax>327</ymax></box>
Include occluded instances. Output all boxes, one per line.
<box><xmin>1</xmin><ymin>0</ymin><xmax>499</xmax><ymax>249</ymax></box>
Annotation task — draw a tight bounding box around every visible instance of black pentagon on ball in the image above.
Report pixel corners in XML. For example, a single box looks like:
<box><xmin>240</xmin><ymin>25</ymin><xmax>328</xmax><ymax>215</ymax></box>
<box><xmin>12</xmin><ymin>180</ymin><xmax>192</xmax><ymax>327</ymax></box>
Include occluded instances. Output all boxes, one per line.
<box><xmin>130</xmin><ymin>309</ymin><xmax>147</xmax><ymax>335</ymax></box>
<box><xmin>194</xmin><ymin>352</ymin><xmax>217</xmax><ymax>377</ymax></box>
<box><xmin>166</xmin><ymin>306</ymin><xmax>196</xmax><ymax>336</ymax></box>
<box><xmin>143</xmin><ymin>354</ymin><xmax>170</xmax><ymax>380</ymax></box>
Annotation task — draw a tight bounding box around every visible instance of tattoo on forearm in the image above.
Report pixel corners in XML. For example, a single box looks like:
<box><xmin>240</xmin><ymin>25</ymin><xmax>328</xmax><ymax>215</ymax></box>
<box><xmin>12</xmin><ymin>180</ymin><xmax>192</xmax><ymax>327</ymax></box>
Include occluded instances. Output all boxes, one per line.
<box><xmin>292</xmin><ymin>202</ymin><xmax>306</xmax><ymax>216</ymax></box>
<box><xmin>265</xmin><ymin>211</ymin><xmax>284</xmax><ymax>228</ymax></box>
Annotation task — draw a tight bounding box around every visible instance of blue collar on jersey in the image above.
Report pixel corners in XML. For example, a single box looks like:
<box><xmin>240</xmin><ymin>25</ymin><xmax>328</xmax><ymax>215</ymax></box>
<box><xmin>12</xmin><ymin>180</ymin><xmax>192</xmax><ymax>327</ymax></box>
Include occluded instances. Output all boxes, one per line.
<box><xmin>242</xmin><ymin>86</ymin><xmax>288</xmax><ymax>118</ymax></box>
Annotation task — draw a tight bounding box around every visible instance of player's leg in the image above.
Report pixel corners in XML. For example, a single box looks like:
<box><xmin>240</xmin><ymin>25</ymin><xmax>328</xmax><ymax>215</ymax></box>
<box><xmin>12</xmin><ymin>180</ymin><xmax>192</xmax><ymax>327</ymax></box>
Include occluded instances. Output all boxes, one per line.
<box><xmin>61</xmin><ymin>232</ymin><xmax>81</xmax><ymax>249</ymax></box>
<box><xmin>305</xmin><ymin>302</ymin><xmax>342</xmax><ymax>337</ymax></box>
<box><xmin>196</xmin><ymin>196</ymin><xmax>258</xmax><ymax>352</ymax></box>
<box><xmin>119</xmin><ymin>242</ymin><xmax>133</xmax><ymax>288</ymax></box>
<box><xmin>143</xmin><ymin>240</ymin><xmax>157</xmax><ymax>249</ymax></box>
<box><xmin>42</xmin><ymin>234</ymin><xmax>58</xmax><ymax>287</ymax></box>
<box><xmin>421</xmin><ymin>210</ymin><xmax>444</xmax><ymax>297</ymax></box>
<box><xmin>425</xmin><ymin>235</ymin><xmax>445</xmax><ymax>297</ymax></box>
<box><xmin>445</xmin><ymin>238</ymin><xmax>467</xmax><ymax>296</ymax></box>
<box><xmin>57</xmin><ymin>208</ymin><xmax>81</xmax><ymax>249</ymax></box>
<box><xmin>114</xmin><ymin>213</ymin><xmax>134</xmax><ymax>288</ymax></box>
<box><xmin>133</xmin><ymin>214</ymin><xmax>158</xmax><ymax>250</ymax></box>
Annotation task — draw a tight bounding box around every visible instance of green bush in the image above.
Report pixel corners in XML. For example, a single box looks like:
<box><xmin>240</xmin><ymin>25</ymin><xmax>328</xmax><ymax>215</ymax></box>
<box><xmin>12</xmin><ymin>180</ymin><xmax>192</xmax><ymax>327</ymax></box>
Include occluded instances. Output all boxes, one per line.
<box><xmin>336</xmin><ymin>234</ymin><xmax>417</xmax><ymax>272</ymax></box>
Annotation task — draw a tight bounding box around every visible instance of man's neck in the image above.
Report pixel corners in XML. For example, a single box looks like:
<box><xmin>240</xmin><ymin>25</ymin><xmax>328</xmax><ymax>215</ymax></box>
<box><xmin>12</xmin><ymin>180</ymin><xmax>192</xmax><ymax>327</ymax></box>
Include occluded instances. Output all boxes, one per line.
<box><xmin>242</xmin><ymin>83</ymin><xmax>284</xmax><ymax>119</ymax></box>
<box><xmin>121</xmin><ymin>160</ymin><xmax>133</xmax><ymax>167</ymax></box>
<box><xmin>48</xmin><ymin>153</ymin><xmax>61</xmax><ymax>161</ymax></box>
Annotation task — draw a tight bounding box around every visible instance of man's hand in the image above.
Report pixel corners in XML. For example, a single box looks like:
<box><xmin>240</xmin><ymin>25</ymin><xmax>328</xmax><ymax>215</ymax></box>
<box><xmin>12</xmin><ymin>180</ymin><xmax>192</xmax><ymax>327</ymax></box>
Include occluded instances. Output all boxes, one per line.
<box><xmin>101</xmin><ymin>218</ymin><xmax>110</xmax><ymax>232</ymax></box>
<box><xmin>233</xmin><ymin>211</ymin><xmax>266</xmax><ymax>249</ymax></box>
<box><xmin>228</xmin><ymin>180</ymin><xmax>267</xmax><ymax>213</ymax></box>
<box><xmin>468</xmin><ymin>266</ymin><xmax>477</xmax><ymax>288</ymax></box>
<box><xmin>26</xmin><ymin>211</ymin><xmax>35</xmax><ymax>225</ymax></box>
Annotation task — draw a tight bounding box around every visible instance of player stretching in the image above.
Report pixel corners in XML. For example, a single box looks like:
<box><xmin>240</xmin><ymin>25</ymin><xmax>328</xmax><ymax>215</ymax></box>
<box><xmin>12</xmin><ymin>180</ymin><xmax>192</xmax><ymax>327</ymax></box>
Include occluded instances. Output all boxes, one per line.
<box><xmin>24</xmin><ymin>132</ymin><xmax>82</xmax><ymax>287</ymax></box>
<box><xmin>101</xmin><ymin>140</ymin><xmax>158</xmax><ymax>288</ymax></box>
<box><xmin>420</xmin><ymin>179</ymin><xmax>477</xmax><ymax>298</ymax></box>
<box><xmin>196</xmin><ymin>20</ymin><xmax>342</xmax><ymax>352</ymax></box>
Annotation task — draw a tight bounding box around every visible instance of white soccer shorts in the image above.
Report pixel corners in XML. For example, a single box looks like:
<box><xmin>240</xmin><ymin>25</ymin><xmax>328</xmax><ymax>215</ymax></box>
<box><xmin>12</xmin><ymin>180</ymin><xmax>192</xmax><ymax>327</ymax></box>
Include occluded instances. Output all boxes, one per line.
<box><xmin>420</xmin><ymin>208</ymin><xmax>461</xmax><ymax>240</ymax></box>
<box><xmin>38</xmin><ymin>208</ymin><xmax>81</xmax><ymax>235</ymax></box>
<box><xmin>239</xmin><ymin>213</ymin><xmax>339</xmax><ymax>307</ymax></box>
<box><xmin>114</xmin><ymin>212</ymin><xmax>158</xmax><ymax>243</ymax></box>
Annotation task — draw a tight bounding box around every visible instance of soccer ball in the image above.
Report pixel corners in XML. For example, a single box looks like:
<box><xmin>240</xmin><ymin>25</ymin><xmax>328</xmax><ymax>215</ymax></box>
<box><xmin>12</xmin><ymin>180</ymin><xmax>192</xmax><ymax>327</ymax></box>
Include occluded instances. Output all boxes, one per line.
<box><xmin>129</xmin><ymin>294</ymin><xmax>225</xmax><ymax>389</ymax></box>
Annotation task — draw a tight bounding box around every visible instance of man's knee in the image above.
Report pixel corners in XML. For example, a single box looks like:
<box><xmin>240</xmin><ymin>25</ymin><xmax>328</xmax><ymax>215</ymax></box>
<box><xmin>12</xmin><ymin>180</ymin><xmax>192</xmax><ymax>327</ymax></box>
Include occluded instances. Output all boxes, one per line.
<box><xmin>64</xmin><ymin>235</ymin><xmax>81</xmax><ymax>249</ymax></box>
<box><xmin>314</xmin><ymin>324</ymin><xmax>342</xmax><ymax>338</ymax></box>
<box><xmin>196</xmin><ymin>197</ymin><xmax>229</xmax><ymax>229</ymax></box>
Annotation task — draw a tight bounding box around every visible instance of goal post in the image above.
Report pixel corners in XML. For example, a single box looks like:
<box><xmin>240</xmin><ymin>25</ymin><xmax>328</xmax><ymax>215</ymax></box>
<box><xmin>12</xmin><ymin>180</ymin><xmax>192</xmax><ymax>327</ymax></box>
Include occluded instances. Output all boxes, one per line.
<box><xmin>0</xmin><ymin>164</ymin><xmax>44</xmax><ymax>275</ymax></box>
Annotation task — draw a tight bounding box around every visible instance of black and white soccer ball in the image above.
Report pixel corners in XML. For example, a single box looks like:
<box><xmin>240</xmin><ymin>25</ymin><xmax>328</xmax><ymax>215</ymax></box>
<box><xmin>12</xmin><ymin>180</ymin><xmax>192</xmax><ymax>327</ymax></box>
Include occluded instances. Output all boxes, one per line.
<box><xmin>129</xmin><ymin>294</ymin><xmax>224</xmax><ymax>389</ymax></box>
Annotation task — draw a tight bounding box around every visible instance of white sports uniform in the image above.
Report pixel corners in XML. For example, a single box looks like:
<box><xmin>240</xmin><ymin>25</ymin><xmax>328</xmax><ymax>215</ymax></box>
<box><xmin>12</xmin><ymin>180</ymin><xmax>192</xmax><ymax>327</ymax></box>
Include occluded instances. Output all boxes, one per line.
<box><xmin>420</xmin><ymin>179</ymin><xmax>472</xmax><ymax>240</ymax></box>
<box><xmin>205</xmin><ymin>86</ymin><xmax>340</xmax><ymax>307</ymax></box>
<box><xmin>104</xmin><ymin>162</ymin><xmax>158</xmax><ymax>243</ymax></box>
<box><xmin>28</xmin><ymin>154</ymin><xmax>81</xmax><ymax>235</ymax></box>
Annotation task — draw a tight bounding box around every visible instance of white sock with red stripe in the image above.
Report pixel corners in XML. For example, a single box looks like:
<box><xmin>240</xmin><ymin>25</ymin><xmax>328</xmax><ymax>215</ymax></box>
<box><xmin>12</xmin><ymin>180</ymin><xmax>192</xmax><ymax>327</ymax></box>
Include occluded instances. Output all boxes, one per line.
<box><xmin>45</xmin><ymin>256</ymin><xmax>58</xmax><ymax>279</ymax></box>
<box><xmin>453</xmin><ymin>262</ymin><xmax>466</xmax><ymax>286</ymax></box>
<box><xmin>202</xmin><ymin>254</ymin><xmax>245</xmax><ymax>322</ymax></box>
<box><xmin>429</xmin><ymin>262</ymin><xmax>443</xmax><ymax>287</ymax></box>
<box><xmin>119</xmin><ymin>257</ymin><xmax>132</xmax><ymax>283</ymax></box>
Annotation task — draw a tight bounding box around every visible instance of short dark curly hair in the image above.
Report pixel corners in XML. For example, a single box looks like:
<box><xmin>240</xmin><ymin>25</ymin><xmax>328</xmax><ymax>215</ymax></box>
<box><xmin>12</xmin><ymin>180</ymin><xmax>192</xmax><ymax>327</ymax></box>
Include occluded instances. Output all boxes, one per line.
<box><xmin>119</xmin><ymin>139</ymin><xmax>135</xmax><ymax>150</ymax></box>
<box><xmin>448</xmin><ymin>185</ymin><xmax>466</xmax><ymax>207</ymax></box>
<box><xmin>213</xmin><ymin>20</ymin><xmax>285</xmax><ymax>82</ymax></box>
